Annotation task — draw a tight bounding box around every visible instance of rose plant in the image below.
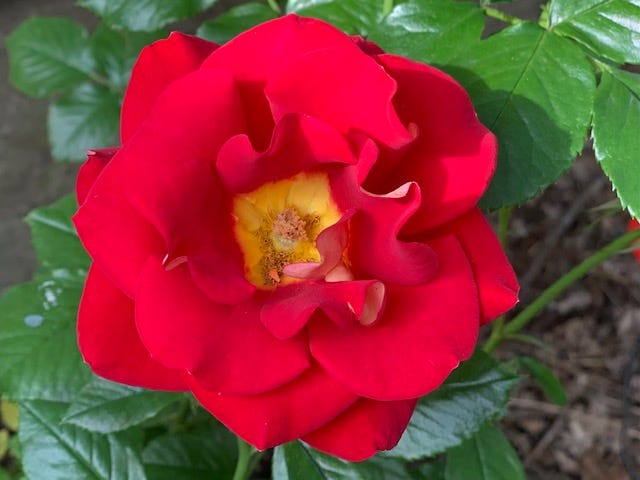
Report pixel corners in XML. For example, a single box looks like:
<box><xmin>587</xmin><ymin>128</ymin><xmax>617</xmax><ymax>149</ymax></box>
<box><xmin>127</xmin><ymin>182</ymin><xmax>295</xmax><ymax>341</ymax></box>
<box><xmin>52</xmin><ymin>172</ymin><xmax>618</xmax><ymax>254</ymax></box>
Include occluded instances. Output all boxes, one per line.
<box><xmin>4</xmin><ymin>0</ymin><xmax>640</xmax><ymax>479</ymax></box>
<box><xmin>73</xmin><ymin>15</ymin><xmax>518</xmax><ymax>460</ymax></box>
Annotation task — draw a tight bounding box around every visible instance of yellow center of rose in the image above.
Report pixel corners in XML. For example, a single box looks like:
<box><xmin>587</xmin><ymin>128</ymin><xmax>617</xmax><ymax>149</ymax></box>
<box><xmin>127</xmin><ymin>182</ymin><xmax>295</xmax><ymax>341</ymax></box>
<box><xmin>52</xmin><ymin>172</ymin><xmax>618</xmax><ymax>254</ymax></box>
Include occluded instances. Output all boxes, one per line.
<box><xmin>232</xmin><ymin>172</ymin><xmax>341</xmax><ymax>287</ymax></box>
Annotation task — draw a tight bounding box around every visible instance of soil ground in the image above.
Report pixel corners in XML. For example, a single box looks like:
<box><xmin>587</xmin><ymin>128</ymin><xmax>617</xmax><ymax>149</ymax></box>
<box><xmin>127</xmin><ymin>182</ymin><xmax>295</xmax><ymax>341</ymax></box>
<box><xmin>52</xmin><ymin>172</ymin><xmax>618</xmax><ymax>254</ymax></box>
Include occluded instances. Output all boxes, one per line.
<box><xmin>1</xmin><ymin>1</ymin><xmax>639</xmax><ymax>479</ymax></box>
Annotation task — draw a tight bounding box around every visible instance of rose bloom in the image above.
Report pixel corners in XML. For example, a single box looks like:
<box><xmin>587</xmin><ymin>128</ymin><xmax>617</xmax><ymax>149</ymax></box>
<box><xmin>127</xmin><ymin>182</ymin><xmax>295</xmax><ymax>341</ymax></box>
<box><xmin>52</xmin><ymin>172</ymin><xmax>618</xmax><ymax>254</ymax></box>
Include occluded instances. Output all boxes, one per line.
<box><xmin>629</xmin><ymin>218</ymin><xmax>640</xmax><ymax>262</ymax></box>
<box><xmin>74</xmin><ymin>15</ymin><xmax>519</xmax><ymax>460</ymax></box>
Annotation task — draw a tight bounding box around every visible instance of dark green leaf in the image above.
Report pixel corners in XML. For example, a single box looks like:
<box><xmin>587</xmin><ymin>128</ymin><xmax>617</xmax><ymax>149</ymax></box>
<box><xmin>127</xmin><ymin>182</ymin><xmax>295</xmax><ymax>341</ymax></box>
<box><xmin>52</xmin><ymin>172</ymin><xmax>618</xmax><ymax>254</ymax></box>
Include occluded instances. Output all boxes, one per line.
<box><xmin>197</xmin><ymin>3</ymin><xmax>278</xmax><ymax>44</ymax></box>
<box><xmin>90</xmin><ymin>24</ymin><xmax>165</xmax><ymax>92</ymax></box>
<box><xmin>273</xmin><ymin>441</ymin><xmax>411</xmax><ymax>479</ymax></box>
<box><xmin>452</xmin><ymin>22</ymin><xmax>595</xmax><ymax>210</ymax></box>
<box><xmin>368</xmin><ymin>0</ymin><xmax>484</xmax><ymax>65</ymax></box>
<box><xmin>26</xmin><ymin>195</ymin><xmax>89</xmax><ymax>272</ymax></box>
<box><xmin>286</xmin><ymin>0</ymin><xmax>382</xmax><ymax>34</ymax></box>
<box><xmin>62</xmin><ymin>378</ymin><xmax>181</xmax><ymax>433</ymax></box>
<box><xmin>549</xmin><ymin>0</ymin><xmax>640</xmax><ymax>64</ymax></box>
<box><xmin>0</xmin><ymin>275</ymin><xmax>90</xmax><ymax>403</ymax></box>
<box><xmin>19</xmin><ymin>400</ymin><xmax>145</xmax><ymax>480</ymax></box>
<box><xmin>444</xmin><ymin>423</ymin><xmax>525</xmax><ymax>480</ymax></box>
<box><xmin>48</xmin><ymin>83</ymin><xmax>120</xmax><ymax>161</ymax></box>
<box><xmin>0</xmin><ymin>196</ymin><xmax>91</xmax><ymax>402</ymax></box>
<box><xmin>592</xmin><ymin>68</ymin><xmax>640</xmax><ymax>218</ymax></box>
<box><xmin>78</xmin><ymin>0</ymin><xmax>219</xmax><ymax>31</ymax></box>
<box><xmin>408</xmin><ymin>459</ymin><xmax>446</xmax><ymax>480</ymax></box>
<box><xmin>143</xmin><ymin>430</ymin><xmax>236</xmax><ymax>480</ymax></box>
<box><xmin>519</xmin><ymin>356</ymin><xmax>567</xmax><ymax>406</ymax></box>
<box><xmin>7</xmin><ymin>17</ymin><xmax>95</xmax><ymax>98</ymax></box>
<box><xmin>387</xmin><ymin>351</ymin><xmax>520</xmax><ymax>460</ymax></box>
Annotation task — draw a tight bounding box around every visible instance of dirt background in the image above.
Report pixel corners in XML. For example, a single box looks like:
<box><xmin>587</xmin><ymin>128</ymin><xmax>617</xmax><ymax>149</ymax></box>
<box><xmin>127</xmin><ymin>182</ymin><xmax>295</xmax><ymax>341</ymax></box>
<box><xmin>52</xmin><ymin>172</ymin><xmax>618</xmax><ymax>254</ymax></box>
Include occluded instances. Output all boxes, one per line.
<box><xmin>1</xmin><ymin>1</ymin><xmax>639</xmax><ymax>479</ymax></box>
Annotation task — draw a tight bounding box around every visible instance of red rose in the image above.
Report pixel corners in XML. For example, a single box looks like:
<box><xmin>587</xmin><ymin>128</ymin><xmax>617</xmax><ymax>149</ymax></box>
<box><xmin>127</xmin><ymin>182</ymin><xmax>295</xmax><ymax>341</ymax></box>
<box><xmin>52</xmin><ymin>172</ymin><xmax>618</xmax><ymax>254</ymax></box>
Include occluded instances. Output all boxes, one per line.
<box><xmin>74</xmin><ymin>15</ymin><xmax>518</xmax><ymax>461</ymax></box>
<box><xmin>629</xmin><ymin>218</ymin><xmax>640</xmax><ymax>262</ymax></box>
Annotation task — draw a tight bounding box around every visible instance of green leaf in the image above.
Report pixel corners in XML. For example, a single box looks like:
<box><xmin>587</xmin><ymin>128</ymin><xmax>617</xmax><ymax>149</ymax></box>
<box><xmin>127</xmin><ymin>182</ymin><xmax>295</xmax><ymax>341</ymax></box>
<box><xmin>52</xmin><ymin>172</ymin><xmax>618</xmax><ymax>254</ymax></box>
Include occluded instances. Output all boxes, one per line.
<box><xmin>286</xmin><ymin>0</ymin><xmax>383</xmax><ymax>34</ymax></box>
<box><xmin>452</xmin><ymin>22</ymin><xmax>595</xmax><ymax>210</ymax></box>
<box><xmin>19</xmin><ymin>400</ymin><xmax>145</xmax><ymax>480</ymax></box>
<box><xmin>408</xmin><ymin>460</ymin><xmax>446</xmax><ymax>480</ymax></box>
<box><xmin>444</xmin><ymin>423</ymin><xmax>525</xmax><ymax>480</ymax></box>
<box><xmin>0</xmin><ymin>196</ymin><xmax>91</xmax><ymax>402</ymax></box>
<box><xmin>368</xmin><ymin>0</ymin><xmax>484</xmax><ymax>65</ymax></box>
<box><xmin>592</xmin><ymin>68</ymin><xmax>640</xmax><ymax>218</ymax></box>
<box><xmin>90</xmin><ymin>24</ymin><xmax>165</xmax><ymax>92</ymax></box>
<box><xmin>143</xmin><ymin>430</ymin><xmax>237</xmax><ymax>480</ymax></box>
<box><xmin>48</xmin><ymin>83</ymin><xmax>120</xmax><ymax>161</ymax></box>
<box><xmin>78</xmin><ymin>0</ymin><xmax>219</xmax><ymax>31</ymax></box>
<box><xmin>273</xmin><ymin>441</ymin><xmax>411</xmax><ymax>479</ymax></box>
<box><xmin>7</xmin><ymin>17</ymin><xmax>95</xmax><ymax>98</ymax></box>
<box><xmin>197</xmin><ymin>3</ymin><xmax>278</xmax><ymax>44</ymax></box>
<box><xmin>519</xmin><ymin>356</ymin><xmax>567</xmax><ymax>406</ymax></box>
<box><xmin>62</xmin><ymin>378</ymin><xmax>181</xmax><ymax>433</ymax></box>
<box><xmin>26</xmin><ymin>195</ymin><xmax>89</xmax><ymax>272</ymax></box>
<box><xmin>548</xmin><ymin>0</ymin><xmax>640</xmax><ymax>64</ymax></box>
<box><xmin>387</xmin><ymin>351</ymin><xmax>520</xmax><ymax>460</ymax></box>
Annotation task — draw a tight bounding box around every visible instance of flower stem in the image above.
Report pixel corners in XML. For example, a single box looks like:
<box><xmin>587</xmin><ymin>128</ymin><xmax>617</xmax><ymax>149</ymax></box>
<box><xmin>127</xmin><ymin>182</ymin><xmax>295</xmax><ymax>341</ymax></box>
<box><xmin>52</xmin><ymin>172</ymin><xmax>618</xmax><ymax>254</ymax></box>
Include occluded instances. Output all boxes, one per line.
<box><xmin>382</xmin><ymin>0</ymin><xmax>394</xmax><ymax>17</ymax></box>
<box><xmin>482</xmin><ymin>6</ymin><xmax>521</xmax><ymax>25</ymax></box>
<box><xmin>484</xmin><ymin>227</ymin><xmax>640</xmax><ymax>353</ymax></box>
<box><xmin>267</xmin><ymin>0</ymin><xmax>281</xmax><ymax>14</ymax></box>
<box><xmin>232</xmin><ymin>437</ymin><xmax>260</xmax><ymax>480</ymax></box>
<box><xmin>498</xmin><ymin>206</ymin><xmax>513</xmax><ymax>248</ymax></box>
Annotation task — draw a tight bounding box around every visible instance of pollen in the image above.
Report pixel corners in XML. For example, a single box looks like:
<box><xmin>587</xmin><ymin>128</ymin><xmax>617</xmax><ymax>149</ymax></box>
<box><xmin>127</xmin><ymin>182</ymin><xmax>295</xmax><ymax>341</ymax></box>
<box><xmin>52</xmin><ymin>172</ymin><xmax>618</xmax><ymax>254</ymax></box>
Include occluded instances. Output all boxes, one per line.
<box><xmin>232</xmin><ymin>172</ymin><xmax>341</xmax><ymax>287</ymax></box>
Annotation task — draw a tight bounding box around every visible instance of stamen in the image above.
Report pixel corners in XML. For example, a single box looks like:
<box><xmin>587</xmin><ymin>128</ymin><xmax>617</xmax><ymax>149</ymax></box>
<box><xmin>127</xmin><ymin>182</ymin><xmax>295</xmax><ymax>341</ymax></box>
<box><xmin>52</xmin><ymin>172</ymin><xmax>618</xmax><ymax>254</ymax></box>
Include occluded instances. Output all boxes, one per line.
<box><xmin>272</xmin><ymin>208</ymin><xmax>308</xmax><ymax>250</ymax></box>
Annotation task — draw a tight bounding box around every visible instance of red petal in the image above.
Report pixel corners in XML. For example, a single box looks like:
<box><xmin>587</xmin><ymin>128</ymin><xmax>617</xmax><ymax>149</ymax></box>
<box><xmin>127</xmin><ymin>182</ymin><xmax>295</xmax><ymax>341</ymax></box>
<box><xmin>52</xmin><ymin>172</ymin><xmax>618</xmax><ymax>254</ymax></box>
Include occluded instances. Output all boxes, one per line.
<box><xmin>121</xmin><ymin>32</ymin><xmax>217</xmax><ymax>142</ymax></box>
<box><xmin>202</xmin><ymin>15</ymin><xmax>356</xmax><ymax>86</ymax></box>
<box><xmin>260</xmin><ymin>279</ymin><xmax>384</xmax><ymax>340</ymax></box>
<box><xmin>77</xmin><ymin>264</ymin><xmax>186</xmax><ymax>391</ymax></box>
<box><xmin>628</xmin><ymin>218</ymin><xmax>640</xmax><ymax>262</ymax></box>
<box><xmin>452</xmin><ymin>209</ymin><xmax>519</xmax><ymax>324</ymax></box>
<box><xmin>73</xmin><ymin>151</ymin><xmax>163</xmax><ymax>297</ymax></box>
<box><xmin>365</xmin><ymin>54</ymin><xmax>497</xmax><ymax>233</ymax></box>
<box><xmin>332</xmin><ymin>166</ymin><xmax>438</xmax><ymax>285</ymax></box>
<box><xmin>76</xmin><ymin>147</ymin><xmax>118</xmax><ymax>205</ymax></box>
<box><xmin>266</xmin><ymin>46</ymin><xmax>412</xmax><ymax>149</ymax></box>
<box><xmin>309</xmin><ymin>236</ymin><xmax>478</xmax><ymax>401</ymax></box>
<box><xmin>217</xmin><ymin>114</ymin><xmax>356</xmax><ymax>194</ymax></box>
<box><xmin>135</xmin><ymin>256</ymin><xmax>309</xmax><ymax>396</ymax></box>
<box><xmin>303</xmin><ymin>398</ymin><xmax>417</xmax><ymax>461</ymax></box>
<box><xmin>186</xmin><ymin>365</ymin><xmax>358</xmax><ymax>450</ymax></box>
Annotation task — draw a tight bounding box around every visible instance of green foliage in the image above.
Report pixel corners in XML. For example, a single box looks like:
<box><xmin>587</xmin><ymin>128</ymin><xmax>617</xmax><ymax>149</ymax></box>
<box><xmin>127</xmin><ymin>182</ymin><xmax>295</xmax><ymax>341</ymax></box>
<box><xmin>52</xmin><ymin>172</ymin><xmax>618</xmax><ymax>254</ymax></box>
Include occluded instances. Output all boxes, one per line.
<box><xmin>197</xmin><ymin>3</ymin><xmax>278</xmax><ymax>44</ymax></box>
<box><xmin>368</xmin><ymin>0</ymin><xmax>484</xmax><ymax>65</ymax></box>
<box><xmin>444</xmin><ymin>423</ymin><xmax>525</xmax><ymax>480</ymax></box>
<box><xmin>20</xmin><ymin>401</ymin><xmax>146</xmax><ymax>480</ymax></box>
<box><xmin>387</xmin><ymin>351</ymin><xmax>520</xmax><ymax>460</ymax></box>
<box><xmin>48</xmin><ymin>83</ymin><xmax>120</xmax><ymax>161</ymax></box>
<box><xmin>592</xmin><ymin>68</ymin><xmax>640</xmax><ymax>218</ymax></box>
<box><xmin>454</xmin><ymin>22</ymin><xmax>595</xmax><ymax>210</ymax></box>
<box><xmin>77</xmin><ymin>0</ymin><xmax>218</xmax><ymax>32</ymax></box>
<box><xmin>286</xmin><ymin>0</ymin><xmax>383</xmax><ymax>34</ymax></box>
<box><xmin>273</xmin><ymin>441</ymin><xmax>411</xmax><ymax>479</ymax></box>
<box><xmin>62</xmin><ymin>379</ymin><xmax>181</xmax><ymax>434</ymax></box>
<box><xmin>143</xmin><ymin>430</ymin><xmax>237</xmax><ymax>479</ymax></box>
<box><xmin>549</xmin><ymin>0</ymin><xmax>640</xmax><ymax>64</ymax></box>
<box><xmin>7</xmin><ymin>17</ymin><xmax>95</xmax><ymax>98</ymax></box>
<box><xmin>519</xmin><ymin>356</ymin><xmax>568</xmax><ymax>406</ymax></box>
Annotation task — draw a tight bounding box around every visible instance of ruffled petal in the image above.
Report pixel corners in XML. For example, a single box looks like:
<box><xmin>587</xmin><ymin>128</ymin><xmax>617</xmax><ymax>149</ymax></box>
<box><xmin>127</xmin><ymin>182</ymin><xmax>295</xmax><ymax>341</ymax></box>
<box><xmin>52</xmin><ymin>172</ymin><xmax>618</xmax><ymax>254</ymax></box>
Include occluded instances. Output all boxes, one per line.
<box><xmin>217</xmin><ymin>113</ymin><xmax>356</xmax><ymax>194</ymax></box>
<box><xmin>186</xmin><ymin>365</ymin><xmax>359</xmax><ymax>450</ymax></box>
<box><xmin>365</xmin><ymin>54</ymin><xmax>497</xmax><ymax>233</ymax></box>
<box><xmin>303</xmin><ymin>398</ymin><xmax>417</xmax><ymax>461</ymax></box>
<box><xmin>266</xmin><ymin>46</ymin><xmax>412</xmax><ymax>149</ymax></box>
<box><xmin>121</xmin><ymin>32</ymin><xmax>217</xmax><ymax>142</ymax></box>
<box><xmin>451</xmin><ymin>208</ymin><xmax>519</xmax><ymax>324</ymax></box>
<box><xmin>331</xmin><ymin>164</ymin><xmax>438</xmax><ymax>285</ymax></box>
<box><xmin>309</xmin><ymin>236</ymin><xmax>478</xmax><ymax>401</ymax></box>
<box><xmin>260</xmin><ymin>279</ymin><xmax>384</xmax><ymax>340</ymax></box>
<box><xmin>135</xmin><ymin>256</ymin><xmax>309</xmax><ymax>396</ymax></box>
<box><xmin>76</xmin><ymin>147</ymin><xmax>118</xmax><ymax>205</ymax></box>
<box><xmin>77</xmin><ymin>264</ymin><xmax>186</xmax><ymax>391</ymax></box>
<box><xmin>73</xmin><ymin>151</ymin><xmax>163</xmax><ymax>297</ymax></box>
